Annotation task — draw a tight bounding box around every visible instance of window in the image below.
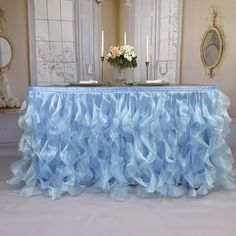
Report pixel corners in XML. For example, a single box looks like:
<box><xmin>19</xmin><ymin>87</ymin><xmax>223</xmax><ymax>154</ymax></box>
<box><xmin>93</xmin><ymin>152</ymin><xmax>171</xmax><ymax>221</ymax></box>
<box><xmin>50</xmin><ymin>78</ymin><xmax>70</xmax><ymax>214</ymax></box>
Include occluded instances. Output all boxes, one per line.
<box><xmin>158</xmin><ymin>0</ymin><xmax>182</xmax><ymax>83</ymax></box>
<box><xmin>130</xmin><ymin>0</ymin><xmax>183</xmax><ymax>83</ymax></box>
<box><xmin>28</xmin><ymin>0</ymin><xmax>101</xmax><ymax>86</ymax></box>
<box><xmin>29</xmin><ymin>0</ymin><xmax>181</xmax><ymax>85</ymax></box>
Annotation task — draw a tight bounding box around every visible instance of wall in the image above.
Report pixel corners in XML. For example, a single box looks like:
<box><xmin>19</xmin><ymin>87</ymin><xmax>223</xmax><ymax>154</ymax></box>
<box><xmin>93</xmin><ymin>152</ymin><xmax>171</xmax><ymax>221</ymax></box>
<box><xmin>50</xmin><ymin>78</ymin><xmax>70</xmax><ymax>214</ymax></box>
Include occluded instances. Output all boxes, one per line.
<box><xmin>1</xmin><ymin>0</ymin><xmax>236</xmax><ymax>143</ymax></box>
<box><xmin>0</xmin><ymin>0</ymin><xmax>117</xmax><ymax>88</ymax></box>
<box><xmin>181</xmin><ymin>0</ymin><xmax>236</xmax><ymax>118</ymax></box>
<box><xmin>0</xmin><ymin>0</ymin><xmax>29</xmax><ymax>104</ymax></box>
<box><xmin>118</xmin><ymin>0</ymin><xmax>130</xmax><ymax>45</ymax></box>
<box><xmin>0</xmin><ymin>0</ymin><xmax>29</xmax><ymax>143</ymax></box>
<box><xmin>0</xmin><ymin>0</ymin><xmax>117</xmax><ymax>143</ymax></box>
<box><xmin>101</xmin><ymin>0</ymin><xmax>119</xmax><ymax>82</ymax></box>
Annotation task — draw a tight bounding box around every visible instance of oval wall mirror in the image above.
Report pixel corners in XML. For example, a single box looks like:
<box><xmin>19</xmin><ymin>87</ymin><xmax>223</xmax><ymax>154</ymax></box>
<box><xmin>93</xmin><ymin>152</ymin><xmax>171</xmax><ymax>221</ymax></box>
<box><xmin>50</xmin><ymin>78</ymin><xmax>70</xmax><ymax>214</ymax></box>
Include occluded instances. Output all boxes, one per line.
<box><xmin>200</xmin><ymin>27</ymin><xmax>223</xmax><ymax>72</ymax></box>
<box><xmin>0</xmin><ymin>8</ymin><xmax>19</xmax><ymax>110</ymax></box>
<box><xmin>200</xmin><ymin>8</ymin><xmax>224</xmax><ymax>78</ymax></box>
<box><xmin>0</xmin><ymin>35</ymin><xmax>13</xmax><ymax>71</ymax></box>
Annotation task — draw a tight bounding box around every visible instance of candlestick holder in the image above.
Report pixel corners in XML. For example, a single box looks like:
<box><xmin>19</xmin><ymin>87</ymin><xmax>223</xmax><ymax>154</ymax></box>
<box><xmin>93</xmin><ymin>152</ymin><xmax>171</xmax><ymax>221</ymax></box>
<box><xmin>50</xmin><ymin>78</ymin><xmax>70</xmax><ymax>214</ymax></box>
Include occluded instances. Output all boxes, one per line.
<box><xmin>145</xmin><ymin>61</ymin><xmax>150</xmax><ymax>81</ymax></box>
<box><xmin>101</xmin><ymin>56</ymin><xmax>104</xmax><ymax>82</ymax></box>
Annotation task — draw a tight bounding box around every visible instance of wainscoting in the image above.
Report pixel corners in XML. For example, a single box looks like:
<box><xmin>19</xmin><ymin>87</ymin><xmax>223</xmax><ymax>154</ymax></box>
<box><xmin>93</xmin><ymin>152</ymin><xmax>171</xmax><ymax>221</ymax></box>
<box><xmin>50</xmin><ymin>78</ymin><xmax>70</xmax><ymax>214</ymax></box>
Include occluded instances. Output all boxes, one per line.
<box><xmin>0</xmin><ymin>112</ymin><xmax>21</xmax><ymax>144</ymax></box>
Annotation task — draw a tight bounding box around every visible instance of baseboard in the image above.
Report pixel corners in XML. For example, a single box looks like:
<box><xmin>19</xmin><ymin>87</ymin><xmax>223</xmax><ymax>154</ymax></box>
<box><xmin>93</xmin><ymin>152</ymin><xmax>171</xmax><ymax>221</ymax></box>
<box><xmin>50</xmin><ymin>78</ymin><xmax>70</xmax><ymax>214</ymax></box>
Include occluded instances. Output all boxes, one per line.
<box><xmin>0</xmin><ymin>143</ymin><xmax>19</xmax><ymax>157</ymax></box>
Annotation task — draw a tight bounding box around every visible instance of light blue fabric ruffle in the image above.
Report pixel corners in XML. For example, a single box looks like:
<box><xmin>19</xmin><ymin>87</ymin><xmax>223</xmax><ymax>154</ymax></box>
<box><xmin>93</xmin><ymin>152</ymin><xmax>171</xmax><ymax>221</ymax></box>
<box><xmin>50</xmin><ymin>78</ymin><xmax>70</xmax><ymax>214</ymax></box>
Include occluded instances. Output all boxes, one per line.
<box><xmin>8</xmin><ymin>86</ymin><xmax>235</xmax><ymax>200</ymax></box>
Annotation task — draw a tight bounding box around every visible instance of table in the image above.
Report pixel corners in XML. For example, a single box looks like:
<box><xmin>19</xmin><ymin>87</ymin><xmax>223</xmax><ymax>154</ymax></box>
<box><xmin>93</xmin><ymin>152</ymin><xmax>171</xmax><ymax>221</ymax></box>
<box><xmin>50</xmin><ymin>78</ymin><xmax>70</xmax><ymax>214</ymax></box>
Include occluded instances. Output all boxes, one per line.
<box><xmin>8</xmin><ymin>86</ymin><xmax>235</xmax><ymax>200</ymax></box>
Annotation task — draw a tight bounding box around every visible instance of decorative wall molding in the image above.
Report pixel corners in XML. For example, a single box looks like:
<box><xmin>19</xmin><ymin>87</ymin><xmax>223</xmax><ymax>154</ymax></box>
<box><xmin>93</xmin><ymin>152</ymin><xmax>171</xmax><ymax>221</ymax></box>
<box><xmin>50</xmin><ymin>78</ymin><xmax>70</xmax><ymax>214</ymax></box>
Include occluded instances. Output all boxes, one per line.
<box><xmin>27</xmin><ymin>0</ymin><xmax>36</xmax><ymax>86</ymax></box>
<box><xmin>130</xmin><ymin>0</ymin><xmax>183</xmax><ymax>83</ymax></box>
<box><xmin>125</xmin><ymin>0</ymin><xmax>132</xmax><ymax>8</ymax></box>
<box><xmin>0</xmin><ymin>8</ymin><xmax>6</xmax><ymax>33</ymax></box>
<box><xmin>27</xmin><ymin>0</ymin><xmax>102</xmax><ymax>84</ymax></box>
<box><xmin>77</xmin><ymin>0</ymin><xmax>101</xmax><ymax>81</ymax></box>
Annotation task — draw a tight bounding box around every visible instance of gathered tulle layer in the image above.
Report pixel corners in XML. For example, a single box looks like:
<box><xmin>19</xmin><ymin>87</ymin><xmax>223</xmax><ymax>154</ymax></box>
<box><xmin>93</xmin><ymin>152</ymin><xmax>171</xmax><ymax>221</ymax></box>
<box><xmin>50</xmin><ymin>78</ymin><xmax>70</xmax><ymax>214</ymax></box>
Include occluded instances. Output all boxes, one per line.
<box><xmin>8</xmin><ymin>86</ymin><xmax>235</xmax><ymax>200</ymax></box>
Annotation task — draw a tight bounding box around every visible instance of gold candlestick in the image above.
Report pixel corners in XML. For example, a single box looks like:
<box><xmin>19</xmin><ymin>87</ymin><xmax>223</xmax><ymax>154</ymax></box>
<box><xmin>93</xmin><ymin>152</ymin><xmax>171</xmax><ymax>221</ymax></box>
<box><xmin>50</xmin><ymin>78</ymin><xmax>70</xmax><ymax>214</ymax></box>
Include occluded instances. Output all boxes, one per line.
<box><xmin>101</xmin><ymin>56</ymin><xmax>104</xmax><ymax>82</ymax></box>
<box><xmin>145</xmin><ymin>61</ymin><xmax>150</xmax><ymax>81</ymax></box>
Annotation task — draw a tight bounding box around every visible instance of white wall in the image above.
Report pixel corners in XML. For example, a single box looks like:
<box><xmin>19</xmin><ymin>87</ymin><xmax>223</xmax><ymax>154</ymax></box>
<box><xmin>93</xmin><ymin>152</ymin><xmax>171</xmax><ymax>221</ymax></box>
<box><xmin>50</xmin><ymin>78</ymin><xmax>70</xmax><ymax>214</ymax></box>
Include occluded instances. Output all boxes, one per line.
<box><xmin>181</xmin><ymin>0</ymin><xmax>236</xmax><ymax>118</ymax></box>
<box><xmin>1</xmin><ymin>0</ymin><xmax>236</xmax><ymax>143</ymax></box>
<box><xmin>0</xmin><ymin>0</ymin><xmax>29</xmax><ymax>103</ymax></box>
<box><xmin>118</xmin><ymin>0</ymin><xmax>130</xmax><ymax>45</ymax></box>
<box><xmin>0</xmin><ymin>0</ymin><xmax>29</xmax><ymax>143</ymax></box>
<box><xmin>0</xmin><ymin>0</ymin><xmax>118</xmax><ymax>143</ymax></box>
<box><xmin>101</xmin><ymin>0</ymin><xmax>119</xmax><ymax>82</ymax></box>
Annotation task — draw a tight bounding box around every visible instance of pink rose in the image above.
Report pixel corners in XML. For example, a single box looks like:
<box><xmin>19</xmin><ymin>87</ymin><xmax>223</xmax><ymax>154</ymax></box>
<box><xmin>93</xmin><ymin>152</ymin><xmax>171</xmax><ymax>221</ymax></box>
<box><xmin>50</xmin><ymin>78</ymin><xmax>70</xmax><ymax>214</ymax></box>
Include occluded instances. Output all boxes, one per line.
<box><xmin>111</xmin><ymin>47</ymin><xmax>119</xmax><ymax>59</ymax></box>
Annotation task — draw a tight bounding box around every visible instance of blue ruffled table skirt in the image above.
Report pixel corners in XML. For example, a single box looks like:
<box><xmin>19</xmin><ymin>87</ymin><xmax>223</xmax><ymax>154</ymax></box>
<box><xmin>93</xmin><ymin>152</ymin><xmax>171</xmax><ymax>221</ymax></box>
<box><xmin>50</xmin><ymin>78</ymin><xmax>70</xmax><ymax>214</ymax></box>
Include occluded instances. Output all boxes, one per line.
<box><xmin>8</xmin><ymin>86</ymin><xmax>235</xmax><ymax>200</ymax></box>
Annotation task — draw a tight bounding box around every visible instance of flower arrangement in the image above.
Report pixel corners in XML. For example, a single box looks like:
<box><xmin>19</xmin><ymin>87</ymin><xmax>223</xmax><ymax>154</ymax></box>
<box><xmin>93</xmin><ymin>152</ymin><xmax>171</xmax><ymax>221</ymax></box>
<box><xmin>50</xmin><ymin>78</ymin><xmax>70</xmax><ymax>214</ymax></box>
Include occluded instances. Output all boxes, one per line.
<box><xmin>106</xmin><ymin>45</ymin><xmax>137</xmax><ymax>68</ymax></box>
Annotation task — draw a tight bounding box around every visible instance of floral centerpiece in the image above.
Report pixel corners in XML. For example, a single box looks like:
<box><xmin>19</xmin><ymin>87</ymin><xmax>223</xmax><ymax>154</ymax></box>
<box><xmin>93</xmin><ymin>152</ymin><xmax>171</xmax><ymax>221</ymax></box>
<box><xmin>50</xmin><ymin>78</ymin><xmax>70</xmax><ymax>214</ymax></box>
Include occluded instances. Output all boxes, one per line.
<box><xmin>106</xmin><ymin>45</ymin><xmax>137</xmax><ymax>68</ymax></box>
<box><xmin>106</xmin><ymin>45</ymin><xmax>137</xmax><ymax>83</ymax></box>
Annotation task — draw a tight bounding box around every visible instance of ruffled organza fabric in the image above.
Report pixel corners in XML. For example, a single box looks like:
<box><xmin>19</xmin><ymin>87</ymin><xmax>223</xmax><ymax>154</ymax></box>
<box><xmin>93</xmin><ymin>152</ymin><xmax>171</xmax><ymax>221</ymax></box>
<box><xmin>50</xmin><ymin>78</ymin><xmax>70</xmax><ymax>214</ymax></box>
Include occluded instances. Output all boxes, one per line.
<box><xmin>8</xmin><ymin>86</ymin><xmax>235</xmax><ymax>200</ymax></box>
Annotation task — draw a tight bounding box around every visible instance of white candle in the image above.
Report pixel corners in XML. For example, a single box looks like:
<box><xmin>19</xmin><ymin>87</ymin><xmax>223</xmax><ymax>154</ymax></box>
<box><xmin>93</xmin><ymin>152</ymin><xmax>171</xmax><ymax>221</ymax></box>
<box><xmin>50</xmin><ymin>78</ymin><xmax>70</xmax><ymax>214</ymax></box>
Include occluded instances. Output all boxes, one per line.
<box><xmin>146</xmin><ymin>35</ymin><xmax>149</xmax><ymax>62</ymax></box>
<box><xmin>101</xmin><ymin>30</ymin><xmax>104</xmax><ymax>57</ymax></box>
<box><xmin>124</xmin><ymin>32</ymin><xmax>127</xmax><ymax>45</ymax></box>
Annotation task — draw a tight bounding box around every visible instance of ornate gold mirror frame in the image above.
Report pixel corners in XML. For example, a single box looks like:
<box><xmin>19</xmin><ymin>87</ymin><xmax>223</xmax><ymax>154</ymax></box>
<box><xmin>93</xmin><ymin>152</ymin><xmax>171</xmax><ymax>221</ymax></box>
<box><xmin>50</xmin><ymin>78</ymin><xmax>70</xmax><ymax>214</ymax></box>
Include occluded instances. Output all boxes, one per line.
<box><xmin>0</xmin><ymin>33</ymin><xmax>14</xmax><ymax>73</ymax></box>
<box><xmin>0</xmin><ymin>8</ymin><xmax>19</xmax><ymax>110</ymax></box>
<box><xmin>0</xmin><ymin>8</ymin><xmax>14</xmax><ymax>74</ymax></box>
<box><xmin>200</xmin><ymin>7</ymin><xmax>224</xmax><ymax>78</ymax></box>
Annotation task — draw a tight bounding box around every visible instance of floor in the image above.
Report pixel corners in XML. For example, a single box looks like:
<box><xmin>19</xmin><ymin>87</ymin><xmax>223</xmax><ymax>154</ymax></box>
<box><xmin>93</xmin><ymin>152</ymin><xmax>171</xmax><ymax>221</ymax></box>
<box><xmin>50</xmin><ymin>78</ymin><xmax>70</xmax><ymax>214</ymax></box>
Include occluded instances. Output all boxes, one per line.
<box><xmin>0</xmin><ymin>124</ymin><xmax>236</xmax><ymax>236</ymax></box>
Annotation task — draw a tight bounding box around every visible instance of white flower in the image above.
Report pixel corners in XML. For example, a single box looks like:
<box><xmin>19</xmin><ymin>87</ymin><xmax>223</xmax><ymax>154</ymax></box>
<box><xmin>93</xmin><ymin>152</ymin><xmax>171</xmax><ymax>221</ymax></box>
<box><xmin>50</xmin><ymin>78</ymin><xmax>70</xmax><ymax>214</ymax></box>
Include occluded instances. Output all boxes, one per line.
<box><xmin>124</xmin><ymin>47</ymin><xmax>132</xmax><ymax>54</ymax></box>
<box><xmin>118</xmin><ymin>50</ymin><xmax>123</xmax><ymax>56</ymax></box>
<box><xmin>106</xmin><ymin>44</ymin><xmax>137</xmax><ymax>68</ymax></box>
<box><xmin>108</xmin><ymin>52</ymin><xmax>112</xmax><ymax>58</ymax></box>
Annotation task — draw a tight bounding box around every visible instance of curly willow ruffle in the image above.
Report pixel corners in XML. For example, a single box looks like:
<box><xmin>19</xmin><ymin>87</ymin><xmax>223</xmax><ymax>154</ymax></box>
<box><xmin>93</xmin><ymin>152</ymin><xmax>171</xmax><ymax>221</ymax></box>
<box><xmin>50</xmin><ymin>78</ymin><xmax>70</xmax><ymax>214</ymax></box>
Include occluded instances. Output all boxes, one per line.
<box><xmin>8</xmin><ymin>86</ymin><xmax>235</xmax><ymax>200</ymax></box>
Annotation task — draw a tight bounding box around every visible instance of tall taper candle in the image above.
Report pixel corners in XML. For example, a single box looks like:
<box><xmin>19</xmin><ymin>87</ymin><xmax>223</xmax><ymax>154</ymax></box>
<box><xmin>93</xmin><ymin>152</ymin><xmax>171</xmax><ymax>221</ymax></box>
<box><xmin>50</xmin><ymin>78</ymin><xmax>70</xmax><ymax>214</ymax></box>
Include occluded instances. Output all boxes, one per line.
<box><xmin>101</xmin><ymin>30</ymin><xmax>104</xmax><ymax>57</ymax></box>
<box><xmin>146</xmin><ymin>35</ymin><xmax>149</xmax><ymax>62</ymax></box>
<box><xmin>124</xmin><ymin>32</ymin><xmax>127</xmax><ymax>45</ymax></box>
